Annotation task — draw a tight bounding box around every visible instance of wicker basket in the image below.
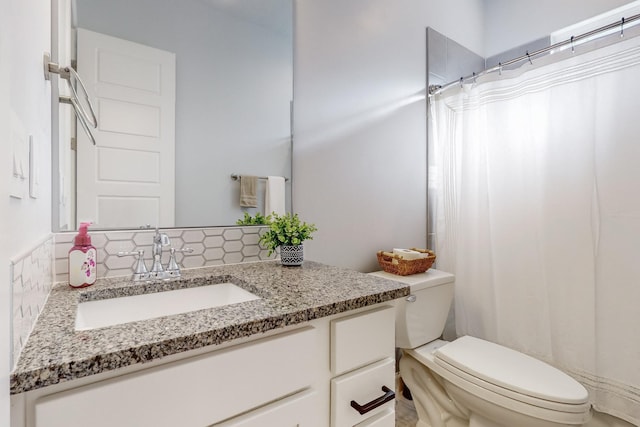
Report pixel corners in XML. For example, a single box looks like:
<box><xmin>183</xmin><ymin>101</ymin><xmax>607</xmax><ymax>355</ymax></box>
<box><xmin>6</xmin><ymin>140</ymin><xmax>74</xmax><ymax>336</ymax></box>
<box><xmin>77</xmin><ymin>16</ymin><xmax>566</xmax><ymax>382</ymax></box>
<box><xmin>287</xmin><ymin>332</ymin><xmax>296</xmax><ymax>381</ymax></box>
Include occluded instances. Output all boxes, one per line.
<box><xmin>376</xmin><ymin>248</ymin><xmax>436</xmax><ymax>276</ymax></box>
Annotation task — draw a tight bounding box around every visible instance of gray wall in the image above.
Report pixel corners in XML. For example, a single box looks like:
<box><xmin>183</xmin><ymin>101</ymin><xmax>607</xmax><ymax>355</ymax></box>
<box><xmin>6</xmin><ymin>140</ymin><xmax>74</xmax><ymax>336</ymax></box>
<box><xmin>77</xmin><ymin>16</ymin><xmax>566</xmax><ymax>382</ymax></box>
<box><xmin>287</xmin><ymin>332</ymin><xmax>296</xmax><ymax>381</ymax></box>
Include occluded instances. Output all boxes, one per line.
<box><xmin>76</xmin><ymin>0</ymin><xmax>293</xmax><ymax>226</ymax></box>
<box><xmin>292</xmin><ymin>0</ymin><xmax>486</xmax><ymax>273</ymax></box>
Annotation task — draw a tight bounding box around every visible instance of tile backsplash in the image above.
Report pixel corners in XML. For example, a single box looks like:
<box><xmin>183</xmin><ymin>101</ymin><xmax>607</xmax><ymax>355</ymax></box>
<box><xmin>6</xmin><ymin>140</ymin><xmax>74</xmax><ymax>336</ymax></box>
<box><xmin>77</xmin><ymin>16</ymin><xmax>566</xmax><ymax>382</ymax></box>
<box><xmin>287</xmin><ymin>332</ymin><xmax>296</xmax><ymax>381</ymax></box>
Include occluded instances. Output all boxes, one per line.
<box><xmin>11</xmin><ymin>225</ymin><xmax>274</xmax><ymax>368</ymax></box>
<box><xmin>54</xmin><ymin>226</ymin><xmax>274</xmax><ymax>282</ymax></box>
<box><xmin>10</xmin><ymin>235</ymin><xmax>54</xmax><ymax>368</ymax></box>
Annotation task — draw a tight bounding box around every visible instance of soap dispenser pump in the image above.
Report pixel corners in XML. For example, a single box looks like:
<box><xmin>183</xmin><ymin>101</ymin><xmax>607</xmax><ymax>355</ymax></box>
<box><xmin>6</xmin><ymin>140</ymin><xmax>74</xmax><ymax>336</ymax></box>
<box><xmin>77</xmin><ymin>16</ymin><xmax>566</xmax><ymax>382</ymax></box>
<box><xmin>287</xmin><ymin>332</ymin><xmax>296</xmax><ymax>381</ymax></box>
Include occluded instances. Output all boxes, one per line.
<box><xmin>68</xmin><ymin>222</ymin><xmax>97</xmax><ymax>288</ymax></box>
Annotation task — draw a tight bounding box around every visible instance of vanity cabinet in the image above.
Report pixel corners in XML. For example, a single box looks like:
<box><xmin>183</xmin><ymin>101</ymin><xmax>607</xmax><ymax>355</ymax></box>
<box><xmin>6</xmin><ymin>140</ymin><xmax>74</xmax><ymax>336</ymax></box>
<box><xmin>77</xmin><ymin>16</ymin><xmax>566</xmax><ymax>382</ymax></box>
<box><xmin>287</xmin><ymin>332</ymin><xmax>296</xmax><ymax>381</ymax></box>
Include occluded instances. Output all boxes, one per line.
<box><xmin>330</xmin><ymin>306</ymin><xmax>396</xmax><ymax>427</ymax></box>
<box><xmin>33</xmin><ymin>327</ymin><xmax>318</xmax><ymax>427</ymax></box>
<box><xmin>12</xmin><ymin>303</ymin><xmax>398</xmax><ymax>427</ymax></box>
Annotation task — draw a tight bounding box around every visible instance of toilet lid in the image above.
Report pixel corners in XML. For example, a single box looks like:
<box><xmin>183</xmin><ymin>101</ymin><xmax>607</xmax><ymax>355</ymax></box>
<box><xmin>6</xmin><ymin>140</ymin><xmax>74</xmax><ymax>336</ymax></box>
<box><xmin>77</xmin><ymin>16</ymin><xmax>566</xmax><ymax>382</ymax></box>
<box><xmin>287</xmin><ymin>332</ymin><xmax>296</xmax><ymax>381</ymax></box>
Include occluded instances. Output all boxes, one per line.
<box><xmin>434</xmin><ymin>336</ymin><xmax>589</xmax><ymax>405</ymax></box>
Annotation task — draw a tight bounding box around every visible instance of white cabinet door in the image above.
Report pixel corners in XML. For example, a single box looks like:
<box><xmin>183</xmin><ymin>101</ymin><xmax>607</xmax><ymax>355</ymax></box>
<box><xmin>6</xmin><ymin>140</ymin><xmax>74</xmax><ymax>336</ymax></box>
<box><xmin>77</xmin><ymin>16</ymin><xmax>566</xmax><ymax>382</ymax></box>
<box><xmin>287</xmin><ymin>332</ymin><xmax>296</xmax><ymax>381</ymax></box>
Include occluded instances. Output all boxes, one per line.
<box><xmin>215</xmin><ymin>389</ymin><xmax>320</xmax><ymax>427</ymax></box>
<box><xmin>34</xmin><ymin>327</ymin><xmax>317</xmax><ymax>427</ymax></box>
<box><xmin>76</xmin><ymin>28</ymin><xmax>176</xmax><ymax>228</ymax></box>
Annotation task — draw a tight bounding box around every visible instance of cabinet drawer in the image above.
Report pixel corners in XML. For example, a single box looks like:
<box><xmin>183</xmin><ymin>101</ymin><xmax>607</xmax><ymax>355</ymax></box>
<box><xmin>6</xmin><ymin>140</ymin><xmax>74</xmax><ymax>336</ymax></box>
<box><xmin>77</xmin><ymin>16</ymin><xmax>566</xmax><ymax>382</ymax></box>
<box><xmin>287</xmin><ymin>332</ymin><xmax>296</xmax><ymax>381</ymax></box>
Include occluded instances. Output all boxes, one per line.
<box><xmin>331</xmin><ymin>306</ymin><xmax>394</xmax><ymax>376</ymax></box>
<box><xmin>34</xmin><ymin>327</ymin><xmax>317</xmax><ymax>427</ymax></box>
<box><xmin>216</xmin><ymin>389</ymin><xmax>319</xmax><ymax>427</ymax></box>
<box><xmin>331</xmin><ymin>358</ymin><xmax>395</xmax><ymax>427</ymax></box>
<box><xmin>355</xmin><ymin>409</ymin><xmax>395</xmax><ymax>427</ymax></box>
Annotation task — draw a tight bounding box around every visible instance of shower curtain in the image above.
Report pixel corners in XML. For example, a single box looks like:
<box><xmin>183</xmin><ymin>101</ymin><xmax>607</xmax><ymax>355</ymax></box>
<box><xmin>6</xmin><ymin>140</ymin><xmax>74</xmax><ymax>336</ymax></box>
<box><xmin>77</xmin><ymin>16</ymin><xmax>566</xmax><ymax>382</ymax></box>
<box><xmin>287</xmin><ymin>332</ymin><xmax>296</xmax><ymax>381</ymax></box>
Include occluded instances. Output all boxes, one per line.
<box><xmin>431</xmin><ymin>34</ymin><xmax>640</xmax><ymax>425</ymax></box>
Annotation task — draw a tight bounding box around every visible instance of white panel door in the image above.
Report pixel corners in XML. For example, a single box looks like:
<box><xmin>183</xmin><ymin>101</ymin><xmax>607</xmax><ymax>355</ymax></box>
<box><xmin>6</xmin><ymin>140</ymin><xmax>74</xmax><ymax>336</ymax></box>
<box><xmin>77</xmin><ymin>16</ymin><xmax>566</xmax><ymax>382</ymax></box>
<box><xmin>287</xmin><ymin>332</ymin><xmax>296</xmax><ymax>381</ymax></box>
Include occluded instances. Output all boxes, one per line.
<box><xmin>76</xmin><ymin>28</ymin><xmax>175</xmax><ymax>228</ymax></box>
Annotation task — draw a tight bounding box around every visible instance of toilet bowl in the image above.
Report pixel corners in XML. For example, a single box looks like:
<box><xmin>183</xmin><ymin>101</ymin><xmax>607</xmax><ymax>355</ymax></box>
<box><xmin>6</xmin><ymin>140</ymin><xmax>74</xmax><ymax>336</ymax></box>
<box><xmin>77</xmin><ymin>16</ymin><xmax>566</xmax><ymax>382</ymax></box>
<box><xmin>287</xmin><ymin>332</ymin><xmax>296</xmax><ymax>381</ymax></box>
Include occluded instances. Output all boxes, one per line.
<box><xmin>369</xmin><ymin>269</ymin><xmax>591</xmax><ymax>427</ymax></box>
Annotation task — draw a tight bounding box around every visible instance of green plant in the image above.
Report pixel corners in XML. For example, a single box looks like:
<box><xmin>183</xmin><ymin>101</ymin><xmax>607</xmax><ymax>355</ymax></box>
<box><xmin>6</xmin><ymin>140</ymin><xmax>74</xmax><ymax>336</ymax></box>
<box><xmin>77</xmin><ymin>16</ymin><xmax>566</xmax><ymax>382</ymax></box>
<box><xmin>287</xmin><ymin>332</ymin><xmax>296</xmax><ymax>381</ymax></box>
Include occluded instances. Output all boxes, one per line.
<box><xmin>236</xmin><ymin>212</ymin><xmax>268</xmax><ymax>225</ymax></box>
<box><xmin>259</xmin><ymin>213</ymin><xmax>318</xmax><ymax>256</ymax></box>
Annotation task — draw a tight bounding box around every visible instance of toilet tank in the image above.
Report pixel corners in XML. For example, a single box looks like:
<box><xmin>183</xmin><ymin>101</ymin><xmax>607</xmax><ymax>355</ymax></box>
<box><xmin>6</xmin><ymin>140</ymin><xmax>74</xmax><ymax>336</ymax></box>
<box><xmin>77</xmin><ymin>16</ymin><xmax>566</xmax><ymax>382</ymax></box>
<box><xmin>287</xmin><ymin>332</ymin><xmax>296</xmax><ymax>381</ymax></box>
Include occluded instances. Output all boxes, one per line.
<box><xmin>369</xmin><ymin>269</ymin><xmax>454</xmax><ymax>349</ymax></box>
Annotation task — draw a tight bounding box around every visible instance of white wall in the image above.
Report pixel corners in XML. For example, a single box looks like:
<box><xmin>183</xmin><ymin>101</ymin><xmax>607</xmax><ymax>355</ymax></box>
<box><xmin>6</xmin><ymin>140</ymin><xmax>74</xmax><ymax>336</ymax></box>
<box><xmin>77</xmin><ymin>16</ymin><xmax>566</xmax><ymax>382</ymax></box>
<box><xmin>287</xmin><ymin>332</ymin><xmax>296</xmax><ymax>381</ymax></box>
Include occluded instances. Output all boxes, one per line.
<box><xmin>292</xmin><ymin>0</ymin><xmax>485</xmax><ymax>272</ymax></box>
<box><xmin>484</xmin><ymin>0</ymin><xmax>637</xmax><ymax>57</ymax></box>
<box><xmin>1</xmin><ymin>0</ymin><xmax>53</xmax><ymax>423</ymax></box>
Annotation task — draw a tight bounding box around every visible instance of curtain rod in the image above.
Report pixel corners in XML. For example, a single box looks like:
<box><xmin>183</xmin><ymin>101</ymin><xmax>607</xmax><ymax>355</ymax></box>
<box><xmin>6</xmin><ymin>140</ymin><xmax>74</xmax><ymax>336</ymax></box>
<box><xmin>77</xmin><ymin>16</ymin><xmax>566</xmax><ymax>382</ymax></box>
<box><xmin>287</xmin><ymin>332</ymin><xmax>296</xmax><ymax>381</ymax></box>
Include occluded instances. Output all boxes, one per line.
<box><xmin>428</xmin><ymin>12</ymin><xmax>640</xmax><ymax>96</ymax></box>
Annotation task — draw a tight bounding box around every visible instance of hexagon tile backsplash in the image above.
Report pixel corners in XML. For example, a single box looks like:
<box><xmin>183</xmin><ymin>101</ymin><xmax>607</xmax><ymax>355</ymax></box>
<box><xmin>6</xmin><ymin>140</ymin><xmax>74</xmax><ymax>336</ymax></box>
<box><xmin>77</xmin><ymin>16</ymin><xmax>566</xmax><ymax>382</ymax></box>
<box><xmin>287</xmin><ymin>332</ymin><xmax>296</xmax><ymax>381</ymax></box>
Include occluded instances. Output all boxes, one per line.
<box><xmin>53</xmin><ymin>226</ymin><xmax>275</xmax><ymax>283</ymax></box>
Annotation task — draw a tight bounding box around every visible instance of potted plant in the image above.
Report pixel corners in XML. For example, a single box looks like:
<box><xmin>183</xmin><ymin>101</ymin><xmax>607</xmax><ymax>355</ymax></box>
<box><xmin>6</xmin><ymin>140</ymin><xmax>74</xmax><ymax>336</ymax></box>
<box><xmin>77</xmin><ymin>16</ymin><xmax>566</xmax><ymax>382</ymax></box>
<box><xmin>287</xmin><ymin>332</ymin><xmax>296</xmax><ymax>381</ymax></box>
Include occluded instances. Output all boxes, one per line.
<box><xmin>259</xmin><ymin>213</ymin><xmax>318</xmax><ymax>266</ymax></box>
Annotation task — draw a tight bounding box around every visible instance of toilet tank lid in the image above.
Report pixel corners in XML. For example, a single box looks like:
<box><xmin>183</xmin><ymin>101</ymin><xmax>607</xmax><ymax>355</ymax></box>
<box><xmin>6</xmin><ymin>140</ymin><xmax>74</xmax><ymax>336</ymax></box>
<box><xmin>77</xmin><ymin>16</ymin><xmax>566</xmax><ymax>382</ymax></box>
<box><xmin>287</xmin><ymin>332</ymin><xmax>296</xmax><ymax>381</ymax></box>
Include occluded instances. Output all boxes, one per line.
<box><xmin>368</xmin><ymin>269</ymin><xmax>454</xmax><ymax>292</ymax></box>
<box><xmin>434</xmin><ymin>336</ymin><xmax>589</xmax><ymax>405</ymax></box>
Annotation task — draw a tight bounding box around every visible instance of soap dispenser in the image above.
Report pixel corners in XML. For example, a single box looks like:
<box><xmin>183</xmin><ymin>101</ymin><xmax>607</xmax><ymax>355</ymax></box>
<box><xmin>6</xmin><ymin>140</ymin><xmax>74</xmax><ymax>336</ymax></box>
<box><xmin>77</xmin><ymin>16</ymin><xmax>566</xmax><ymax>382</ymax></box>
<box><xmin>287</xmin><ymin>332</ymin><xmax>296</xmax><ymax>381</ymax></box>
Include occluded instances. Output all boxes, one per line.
<box><xmin>68</xmin><ymin>222</ymin><xmax>97</xmax><ymax>288</ymax></box>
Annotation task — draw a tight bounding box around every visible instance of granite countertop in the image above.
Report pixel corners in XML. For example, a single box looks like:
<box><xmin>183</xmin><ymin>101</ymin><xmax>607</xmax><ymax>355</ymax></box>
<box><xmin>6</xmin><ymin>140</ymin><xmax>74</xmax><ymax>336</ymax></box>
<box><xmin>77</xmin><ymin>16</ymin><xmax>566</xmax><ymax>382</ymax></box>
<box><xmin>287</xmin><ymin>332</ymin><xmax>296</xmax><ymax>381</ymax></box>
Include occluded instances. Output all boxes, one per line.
<box><xmin>10</xmin><ymin>260</ymin><xmax>409</xmax><ymax>395</ymax></box>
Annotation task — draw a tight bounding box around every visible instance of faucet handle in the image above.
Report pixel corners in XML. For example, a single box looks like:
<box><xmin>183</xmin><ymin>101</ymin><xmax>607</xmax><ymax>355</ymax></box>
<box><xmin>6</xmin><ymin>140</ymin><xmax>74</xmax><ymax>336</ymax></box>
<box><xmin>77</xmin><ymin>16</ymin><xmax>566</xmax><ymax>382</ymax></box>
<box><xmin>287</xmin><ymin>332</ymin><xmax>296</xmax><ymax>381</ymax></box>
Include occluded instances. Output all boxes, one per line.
<box><xmin>174</xmin><ymin>247</ymin><xmax>194</xmax><ymax>254</ymax></box>
<box><xmin>117</xmin><ymin>249</ymin><xmax>149</xmax><ymax>281</ymax></box>
<box><xmin>166</xmin><ymin>247</ymin><xmax>194</xmax><ymax>277</ymax></box>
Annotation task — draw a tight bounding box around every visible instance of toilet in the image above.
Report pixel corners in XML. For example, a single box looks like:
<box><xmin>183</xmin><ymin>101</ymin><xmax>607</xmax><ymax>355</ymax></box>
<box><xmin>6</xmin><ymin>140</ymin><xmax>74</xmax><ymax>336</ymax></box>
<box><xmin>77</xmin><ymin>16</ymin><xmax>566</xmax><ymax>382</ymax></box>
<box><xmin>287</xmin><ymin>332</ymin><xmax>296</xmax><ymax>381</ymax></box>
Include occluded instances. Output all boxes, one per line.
<box><xmin>369</xmin><ymin>269</ymin><xmax>591</xmax><ymax>427</ymax></box>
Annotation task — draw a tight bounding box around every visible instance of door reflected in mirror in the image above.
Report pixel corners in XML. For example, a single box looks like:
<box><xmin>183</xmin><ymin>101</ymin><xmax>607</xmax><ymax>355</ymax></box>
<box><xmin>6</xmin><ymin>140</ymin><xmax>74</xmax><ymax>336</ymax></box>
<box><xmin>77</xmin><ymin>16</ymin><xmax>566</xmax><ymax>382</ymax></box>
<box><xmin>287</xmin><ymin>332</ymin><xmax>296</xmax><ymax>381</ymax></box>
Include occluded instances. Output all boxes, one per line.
<box><xmin>55</xmin><ymin>0</ymin><xmax>293</xmax><ymax>231</ymax></box>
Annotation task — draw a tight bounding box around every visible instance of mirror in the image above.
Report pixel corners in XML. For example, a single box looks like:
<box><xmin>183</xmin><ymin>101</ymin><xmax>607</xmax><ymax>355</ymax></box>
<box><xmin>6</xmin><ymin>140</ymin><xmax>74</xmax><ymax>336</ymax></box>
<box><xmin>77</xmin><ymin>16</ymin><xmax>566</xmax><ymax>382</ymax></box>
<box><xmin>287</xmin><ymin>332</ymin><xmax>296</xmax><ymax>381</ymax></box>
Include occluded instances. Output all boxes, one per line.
<box><xmin>54</xmin><ymin>0</ymin><xmax>293</xmax><ymax>231</ymax></box>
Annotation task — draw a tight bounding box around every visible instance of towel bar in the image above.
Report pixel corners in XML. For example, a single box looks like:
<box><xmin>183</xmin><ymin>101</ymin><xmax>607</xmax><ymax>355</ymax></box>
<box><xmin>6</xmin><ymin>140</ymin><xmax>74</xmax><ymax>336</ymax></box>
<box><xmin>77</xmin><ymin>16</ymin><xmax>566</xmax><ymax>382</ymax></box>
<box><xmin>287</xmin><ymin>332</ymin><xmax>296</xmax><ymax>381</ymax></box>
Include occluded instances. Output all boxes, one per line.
<box><xmin>231</xmin><ymin>174</ymin><xmax>289</xmax><ymax>182</ymax></box>
<box><xmin>44</xmin><ymin>52</ymin><xmax>98</xmax><ymax>145</ymax></box>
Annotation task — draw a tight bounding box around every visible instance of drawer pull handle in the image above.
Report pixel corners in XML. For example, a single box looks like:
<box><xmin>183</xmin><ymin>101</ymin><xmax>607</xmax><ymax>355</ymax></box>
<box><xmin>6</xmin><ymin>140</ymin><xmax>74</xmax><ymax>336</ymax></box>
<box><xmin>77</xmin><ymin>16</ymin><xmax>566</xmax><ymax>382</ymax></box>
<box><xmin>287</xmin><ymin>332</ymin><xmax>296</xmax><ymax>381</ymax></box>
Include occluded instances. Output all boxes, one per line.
<box><xmin>350</xmin><ymin>385</ymin><xmax>395</xmax><ymax>415</ymax></box>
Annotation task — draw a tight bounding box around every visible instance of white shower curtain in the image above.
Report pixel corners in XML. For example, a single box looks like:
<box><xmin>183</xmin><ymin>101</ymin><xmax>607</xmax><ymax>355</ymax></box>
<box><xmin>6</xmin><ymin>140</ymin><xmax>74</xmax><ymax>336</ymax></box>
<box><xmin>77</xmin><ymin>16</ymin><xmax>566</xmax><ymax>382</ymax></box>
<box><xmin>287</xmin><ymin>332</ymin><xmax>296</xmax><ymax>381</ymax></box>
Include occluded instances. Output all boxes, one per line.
<box><xmin>431</xmin><ymin>35</ymin><xmax>640</xmax><ymax>425</ymax></box>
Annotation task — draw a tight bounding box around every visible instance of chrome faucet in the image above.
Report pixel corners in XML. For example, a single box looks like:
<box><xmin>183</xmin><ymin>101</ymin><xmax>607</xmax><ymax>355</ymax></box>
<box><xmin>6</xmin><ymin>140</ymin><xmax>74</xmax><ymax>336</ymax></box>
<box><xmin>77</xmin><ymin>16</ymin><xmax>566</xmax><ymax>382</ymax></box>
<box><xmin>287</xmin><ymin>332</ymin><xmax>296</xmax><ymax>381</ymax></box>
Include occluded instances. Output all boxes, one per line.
<box><xmin>118</xmin><ymin>228</ymin><xmax>193</xmax><ymax>281</ymax></box>
<box><xmin>150</xmin><ymin>228</ymin><xmax>171</xmax><ymax>276</ymax></box>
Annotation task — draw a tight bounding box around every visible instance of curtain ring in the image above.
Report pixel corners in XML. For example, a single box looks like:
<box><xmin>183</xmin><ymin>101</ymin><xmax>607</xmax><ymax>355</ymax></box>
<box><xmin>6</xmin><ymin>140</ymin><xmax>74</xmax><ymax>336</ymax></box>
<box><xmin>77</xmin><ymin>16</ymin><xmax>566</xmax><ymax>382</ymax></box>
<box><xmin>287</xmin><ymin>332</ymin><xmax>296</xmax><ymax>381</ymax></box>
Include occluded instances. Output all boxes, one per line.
<box><xmin>526</xmin><ymin>51</ymin><xmax>533</xmax><ymax>65</ymax></box>
<box><xmin>571</xmin><ymin>36</ymin><xmax>575</xmax><ymax>53</ymax></box>
<box><xmin>498</xmin><ymin>62</ymin><xmax>503</xmax><ymax>76</ymax></box>
<box><xmin>460</xmin><ymin>77</ymin><xmax>464</xmax><ymax>88</ymax></box>
<box><xmin>621</xmin><ymin>17</ymin><xmax>625</xmax><ymax>38</ymax></box>
<box><xmin>472</xmin><ymin>72</ymin><xmax>477</xmax><ymax>84</ymax></box>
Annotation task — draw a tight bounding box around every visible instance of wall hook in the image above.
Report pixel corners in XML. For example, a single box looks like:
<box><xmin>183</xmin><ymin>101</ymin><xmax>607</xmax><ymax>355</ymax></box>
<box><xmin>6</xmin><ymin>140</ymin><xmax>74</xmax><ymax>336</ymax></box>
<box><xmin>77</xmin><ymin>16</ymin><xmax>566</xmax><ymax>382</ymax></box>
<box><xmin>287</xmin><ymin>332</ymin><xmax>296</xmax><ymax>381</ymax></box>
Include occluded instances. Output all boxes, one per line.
<box><xmin>526</xmin><ymin>51</ymin><xmax>533</xmax><ymax>65</ymax></box>
<box><xmin>498</xmin><ymin>62</ymin><xmax>503</xmax><ymax>76</ymax></box>
<box><xmin>621</xmin><ymin>17</ymin><xmax>625</xmax><ymax>38</ymax></box>
<box><xmin>459</xmin><ymin>77</ymin><xmax>464</xmax><ymax>88</ymax></box>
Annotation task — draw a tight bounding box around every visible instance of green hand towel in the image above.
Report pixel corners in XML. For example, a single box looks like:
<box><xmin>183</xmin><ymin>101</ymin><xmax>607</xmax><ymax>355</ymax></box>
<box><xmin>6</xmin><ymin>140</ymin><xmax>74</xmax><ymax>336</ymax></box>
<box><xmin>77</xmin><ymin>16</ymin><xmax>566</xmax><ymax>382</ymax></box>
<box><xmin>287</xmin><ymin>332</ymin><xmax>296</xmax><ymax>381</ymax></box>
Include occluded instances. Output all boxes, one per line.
<box><xmin>240</xmin><ymin>175</ymin><xmax>258</xmax><ymax>208</ymax></box>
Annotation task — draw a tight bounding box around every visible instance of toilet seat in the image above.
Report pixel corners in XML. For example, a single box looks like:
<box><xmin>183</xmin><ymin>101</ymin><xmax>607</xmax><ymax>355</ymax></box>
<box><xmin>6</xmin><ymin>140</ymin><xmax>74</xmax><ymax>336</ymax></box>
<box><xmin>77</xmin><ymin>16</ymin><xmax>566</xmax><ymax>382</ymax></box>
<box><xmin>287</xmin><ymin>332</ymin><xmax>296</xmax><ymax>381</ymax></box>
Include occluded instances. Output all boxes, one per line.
<box><xmin>407</xmin><ymin>336</ymin><xmax>591</xmax><ymax>422</ymax></box>
<box><xmin>435</xmin><ymin>336</ymin><xmax>589</xmax><ymax>408</ymax></box>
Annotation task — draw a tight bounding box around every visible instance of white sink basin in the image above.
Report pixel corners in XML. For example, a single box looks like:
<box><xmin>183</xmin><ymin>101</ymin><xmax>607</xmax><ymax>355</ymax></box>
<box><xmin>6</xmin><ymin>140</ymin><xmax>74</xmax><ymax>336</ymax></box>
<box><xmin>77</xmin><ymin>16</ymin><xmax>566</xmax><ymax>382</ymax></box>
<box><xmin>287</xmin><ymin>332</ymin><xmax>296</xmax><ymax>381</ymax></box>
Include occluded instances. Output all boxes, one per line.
<box><xmin>75</xmin><ymin>283</ymin><xmax>260</xmax><ymax>331</ymax></box>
